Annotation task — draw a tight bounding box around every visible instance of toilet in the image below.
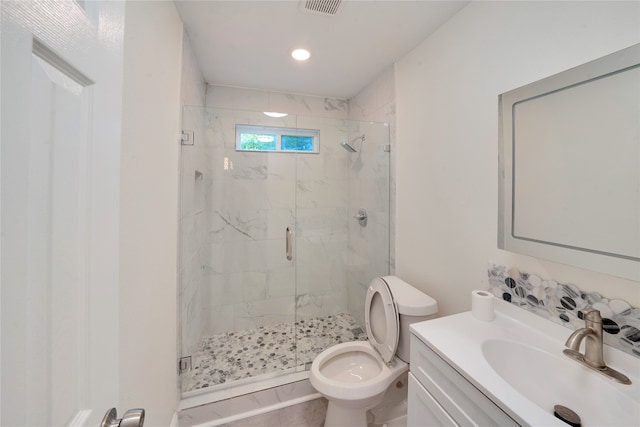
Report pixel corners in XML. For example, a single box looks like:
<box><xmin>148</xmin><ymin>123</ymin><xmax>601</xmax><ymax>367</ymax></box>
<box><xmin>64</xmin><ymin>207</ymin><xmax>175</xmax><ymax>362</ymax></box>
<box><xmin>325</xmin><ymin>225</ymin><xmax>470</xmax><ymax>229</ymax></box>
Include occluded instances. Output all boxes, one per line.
<box><xmin>310</xmin><ymin>276</ymin><xmax>437</xmax><ymax>427</ymax></box>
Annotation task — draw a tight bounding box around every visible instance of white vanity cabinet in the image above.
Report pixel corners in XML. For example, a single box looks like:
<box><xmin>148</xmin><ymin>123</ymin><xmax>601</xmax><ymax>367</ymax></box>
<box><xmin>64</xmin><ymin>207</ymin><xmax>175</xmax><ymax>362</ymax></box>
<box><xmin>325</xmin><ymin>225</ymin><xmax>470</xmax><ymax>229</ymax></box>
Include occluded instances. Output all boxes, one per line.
<box><xmin>407</xmin><ymin>333</ymin><xmax>519</xmax><ymax>427</ymax></box>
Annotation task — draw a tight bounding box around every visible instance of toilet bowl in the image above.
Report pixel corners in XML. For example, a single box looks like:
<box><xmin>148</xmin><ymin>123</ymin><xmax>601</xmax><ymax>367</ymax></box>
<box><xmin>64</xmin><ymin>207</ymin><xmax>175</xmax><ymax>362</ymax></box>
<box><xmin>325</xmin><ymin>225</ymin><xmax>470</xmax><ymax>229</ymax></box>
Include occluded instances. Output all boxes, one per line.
<box><xmin>310</xmin><ymin>276</ymin><xmax>437</xmax><ymax>427</ymax></box>
<box><xmin>310</xmin><ymin>341</ymin><xmax>408</xmax><ymax>426</ymax></box>
<box><xmin>311</xmin><ymin>341</ymin><xmax>408</xmax><ymax>402</ymax></box>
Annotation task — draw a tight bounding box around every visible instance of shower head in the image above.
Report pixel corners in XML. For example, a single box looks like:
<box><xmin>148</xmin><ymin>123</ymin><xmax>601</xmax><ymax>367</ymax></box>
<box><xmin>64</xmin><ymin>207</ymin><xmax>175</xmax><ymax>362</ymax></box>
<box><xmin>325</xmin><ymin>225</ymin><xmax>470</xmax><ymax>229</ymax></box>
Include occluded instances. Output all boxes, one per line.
<box><xmin>341</xmin><ymin>141</ymin><xmax>357</xmax><ymax>152</ymax></box>
<box><xmin>340</xmin><ymin>134</ymin><xmax>366</xmax><ymax>153</ymax></box>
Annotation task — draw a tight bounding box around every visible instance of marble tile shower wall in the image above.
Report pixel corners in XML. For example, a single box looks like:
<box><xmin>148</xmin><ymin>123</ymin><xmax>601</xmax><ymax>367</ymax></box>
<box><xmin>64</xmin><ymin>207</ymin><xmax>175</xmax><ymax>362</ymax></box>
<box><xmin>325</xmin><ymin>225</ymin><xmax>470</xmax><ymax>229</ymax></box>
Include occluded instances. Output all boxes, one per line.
<box><xmin>204</xmin><ymin>85</ymin><xmax>349</xmax><ymax>120</ymax></box>
<box><xmin>347</xmin><ymin>66</ymin><xmax>396</xmax><ymax>327</ymax></box>
<box><xmin>198</xmin><ymin>87</ymin><xmax>356</xmax><ymax>337</ymax></box>
<box><xmin>179</xmin><ymin>85</ymin><xmax>394</xmax><ymax>348</ymax></box>
<box><xmin>488</xmin><ymin>263</ymin><xmax>640</xmax><ymax>358</ymax></box>
<box><xmin>205</xmin><ymin>109</ymin><xmax>347</xmax><ymax>333</ymax></box>
<box><xmin>179</xmin><ymin>87</ymin><xmax>351</xmax><ymax>356</ymax></box>
<box><xmin>342</xmin><ymin>119</ymin><xmax>391</xmax><ymax>328</ymax></box>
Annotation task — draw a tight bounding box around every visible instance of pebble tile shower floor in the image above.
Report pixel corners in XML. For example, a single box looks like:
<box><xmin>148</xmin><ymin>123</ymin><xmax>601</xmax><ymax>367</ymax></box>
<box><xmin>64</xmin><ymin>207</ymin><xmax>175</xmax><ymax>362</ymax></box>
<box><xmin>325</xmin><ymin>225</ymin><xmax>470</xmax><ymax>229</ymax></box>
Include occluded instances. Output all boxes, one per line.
<box><xmin>184</xmin><ymin>313</ymin><xmax>366</xmax><ymax>393</ymax></box>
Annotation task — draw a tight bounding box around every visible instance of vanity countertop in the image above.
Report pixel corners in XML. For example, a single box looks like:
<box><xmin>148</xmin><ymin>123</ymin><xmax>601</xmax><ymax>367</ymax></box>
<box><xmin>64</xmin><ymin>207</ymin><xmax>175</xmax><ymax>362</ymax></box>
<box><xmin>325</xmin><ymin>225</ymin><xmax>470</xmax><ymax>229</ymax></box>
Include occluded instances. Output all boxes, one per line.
<box><xmin>410</xmin><ymin>298</ymin><xmax>640</xmax><ymax>426</ymax></box>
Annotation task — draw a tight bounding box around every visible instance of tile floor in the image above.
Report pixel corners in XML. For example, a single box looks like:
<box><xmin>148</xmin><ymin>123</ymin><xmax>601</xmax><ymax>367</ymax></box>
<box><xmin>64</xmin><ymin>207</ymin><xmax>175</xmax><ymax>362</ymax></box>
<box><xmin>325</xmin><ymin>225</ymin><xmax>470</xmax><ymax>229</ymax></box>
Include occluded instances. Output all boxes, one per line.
<box><xmin>220</xmin><ymin>398</ymin><xmax>328</xmax><ymax>427</ymax></box>
<box><xmin>184</xmin><ymin>312</ymin><xmax>366</xmax><ymax>393</ymax></box>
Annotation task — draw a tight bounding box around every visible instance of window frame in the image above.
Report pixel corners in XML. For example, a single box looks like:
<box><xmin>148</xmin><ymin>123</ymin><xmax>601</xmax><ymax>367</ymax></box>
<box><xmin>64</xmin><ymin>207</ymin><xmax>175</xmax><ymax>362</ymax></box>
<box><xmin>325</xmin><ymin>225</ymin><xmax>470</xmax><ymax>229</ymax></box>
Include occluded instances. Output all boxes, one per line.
<box><xmin>235</xmin><ymin>124</ymin><xmax>320</xmax><ymax>153</ymax></box>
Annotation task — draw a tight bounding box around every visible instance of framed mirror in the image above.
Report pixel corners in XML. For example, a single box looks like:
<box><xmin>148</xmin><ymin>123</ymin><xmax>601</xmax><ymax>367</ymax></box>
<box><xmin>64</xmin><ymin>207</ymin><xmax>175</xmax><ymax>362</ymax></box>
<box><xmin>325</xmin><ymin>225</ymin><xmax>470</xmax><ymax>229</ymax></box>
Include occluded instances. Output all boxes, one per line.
<box><xmin>498</xmin><ymin>44</ymin><xmax>640</xmax><ymax>281</ymax></box>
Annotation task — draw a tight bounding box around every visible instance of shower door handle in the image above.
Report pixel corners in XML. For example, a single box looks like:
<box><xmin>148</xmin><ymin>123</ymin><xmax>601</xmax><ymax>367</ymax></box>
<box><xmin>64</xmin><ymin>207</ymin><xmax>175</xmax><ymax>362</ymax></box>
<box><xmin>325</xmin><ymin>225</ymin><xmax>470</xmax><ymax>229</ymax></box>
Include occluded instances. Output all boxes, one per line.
<box><xmin>286</xmin><ymin>227</ymin><xmax>293</xmax><ymax>261</ymax></box>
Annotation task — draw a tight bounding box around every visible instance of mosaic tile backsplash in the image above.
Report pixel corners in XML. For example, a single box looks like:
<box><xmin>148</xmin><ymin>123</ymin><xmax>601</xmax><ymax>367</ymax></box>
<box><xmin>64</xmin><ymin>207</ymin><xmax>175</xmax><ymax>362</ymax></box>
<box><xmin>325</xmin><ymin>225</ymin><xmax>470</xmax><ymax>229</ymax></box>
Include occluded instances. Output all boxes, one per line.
<box><xmin>488</xmin><ymin>264</ymin><xmax>640</xmax><ymax>359</ymax></box>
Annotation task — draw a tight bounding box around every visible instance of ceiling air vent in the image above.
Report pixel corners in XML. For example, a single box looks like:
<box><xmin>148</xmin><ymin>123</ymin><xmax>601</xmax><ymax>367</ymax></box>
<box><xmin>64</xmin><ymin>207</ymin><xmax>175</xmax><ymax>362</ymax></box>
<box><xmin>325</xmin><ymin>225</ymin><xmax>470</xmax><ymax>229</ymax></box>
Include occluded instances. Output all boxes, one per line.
<box><xmin>300</xmin><ymin>0</ymin><xmax>344</xmax><ymax>16</ymax></box>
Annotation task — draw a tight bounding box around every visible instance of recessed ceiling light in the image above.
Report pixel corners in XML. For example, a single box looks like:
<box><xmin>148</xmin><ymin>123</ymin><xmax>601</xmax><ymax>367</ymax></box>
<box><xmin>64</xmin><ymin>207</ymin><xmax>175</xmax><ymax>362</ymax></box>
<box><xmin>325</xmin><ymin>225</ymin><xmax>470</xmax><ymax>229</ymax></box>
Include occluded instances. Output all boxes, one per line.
<box><xmin>291</xmin><ymin>48</ymin><xmax>311</xmax><ymax>61</ymax></box>
<box><xmin>264</xmin><ymin>112</ymin><xmax>288</xmax><ymax>118</ymax></box>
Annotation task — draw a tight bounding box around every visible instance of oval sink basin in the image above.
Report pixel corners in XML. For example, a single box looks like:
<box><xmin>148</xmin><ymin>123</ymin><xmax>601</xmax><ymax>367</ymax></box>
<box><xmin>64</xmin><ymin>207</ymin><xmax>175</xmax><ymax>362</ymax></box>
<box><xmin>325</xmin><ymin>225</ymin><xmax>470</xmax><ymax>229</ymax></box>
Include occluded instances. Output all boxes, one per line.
<box><xmin>482</xmin><ymin>339</ymin><xmax>640</xmax><ymax>426</ymax></box>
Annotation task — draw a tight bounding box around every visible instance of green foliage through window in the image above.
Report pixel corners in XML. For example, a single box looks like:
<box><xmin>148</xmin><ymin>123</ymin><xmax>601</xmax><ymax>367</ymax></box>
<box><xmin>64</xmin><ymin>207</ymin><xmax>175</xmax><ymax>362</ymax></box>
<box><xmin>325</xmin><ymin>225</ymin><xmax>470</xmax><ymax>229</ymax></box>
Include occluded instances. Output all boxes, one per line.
<box><xmin>236</xmin><ymin>125</ymin><xmax>319</xmax><ymax>153</ymax></box>
<box><xmin>282</xmin><ymin>135</ymin><xmax>313</xmax><ymax>151</ymax></box>
<box><xmin>240</xmin><ymin>133</ymin><xmax>276</xmax><ymax>151</ymax></box>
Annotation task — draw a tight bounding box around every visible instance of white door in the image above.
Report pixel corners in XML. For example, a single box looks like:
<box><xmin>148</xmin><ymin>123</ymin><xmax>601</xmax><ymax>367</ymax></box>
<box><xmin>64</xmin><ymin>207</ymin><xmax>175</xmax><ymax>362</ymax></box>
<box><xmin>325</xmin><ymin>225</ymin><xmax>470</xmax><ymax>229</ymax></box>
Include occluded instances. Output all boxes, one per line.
<box><xmin>2</xmin><ymin>1</ymin><xmax>125</xmax><ymax>426</ymax></box>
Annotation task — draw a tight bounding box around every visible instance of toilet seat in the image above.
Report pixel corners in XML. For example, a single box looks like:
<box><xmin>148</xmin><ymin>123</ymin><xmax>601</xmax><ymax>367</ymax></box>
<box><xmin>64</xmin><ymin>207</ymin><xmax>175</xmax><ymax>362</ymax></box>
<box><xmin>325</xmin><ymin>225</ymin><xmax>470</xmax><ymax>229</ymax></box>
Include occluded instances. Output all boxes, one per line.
<box><xmin>365</xmin><ymin>277</ymin><xmax>399</xmax><ymax>364</ymax></box>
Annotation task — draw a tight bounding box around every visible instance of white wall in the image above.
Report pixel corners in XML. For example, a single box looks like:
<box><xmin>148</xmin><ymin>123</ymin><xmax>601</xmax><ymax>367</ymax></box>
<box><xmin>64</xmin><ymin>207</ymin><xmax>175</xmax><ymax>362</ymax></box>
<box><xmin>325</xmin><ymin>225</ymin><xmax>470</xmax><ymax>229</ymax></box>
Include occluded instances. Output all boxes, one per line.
<box><xmin>395</xmin><ymin>0</ymin><xmax>640</xmax><ymax>316</ymax></box>
<box><xmin>181</xmin><ymin>32</ymin><xmax>207</xmax><ymax>110</ymax></box>
<box><xmin>119</xmin><ymin>1</ymin><xmax>183</xmax><ymax>424</ymax></box>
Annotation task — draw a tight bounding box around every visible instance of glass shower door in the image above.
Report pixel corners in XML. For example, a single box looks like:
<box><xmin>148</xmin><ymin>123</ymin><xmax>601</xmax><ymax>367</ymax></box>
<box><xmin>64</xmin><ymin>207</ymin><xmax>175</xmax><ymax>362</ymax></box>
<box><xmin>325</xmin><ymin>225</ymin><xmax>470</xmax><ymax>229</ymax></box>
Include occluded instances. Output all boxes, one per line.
<box><xmin>179</xmin><ymin>107</ymin><xmax>299</xmax><ymax>395</ymax></box>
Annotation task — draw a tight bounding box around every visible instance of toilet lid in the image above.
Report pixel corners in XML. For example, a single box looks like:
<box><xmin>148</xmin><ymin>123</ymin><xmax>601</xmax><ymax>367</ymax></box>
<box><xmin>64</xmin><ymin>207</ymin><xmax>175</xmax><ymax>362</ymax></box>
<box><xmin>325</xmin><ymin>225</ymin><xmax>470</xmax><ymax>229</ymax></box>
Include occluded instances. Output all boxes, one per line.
<box><xmin>365</xmin><ymin>277</ymin><xmax>399</xmax><ymax>364</ymax></box>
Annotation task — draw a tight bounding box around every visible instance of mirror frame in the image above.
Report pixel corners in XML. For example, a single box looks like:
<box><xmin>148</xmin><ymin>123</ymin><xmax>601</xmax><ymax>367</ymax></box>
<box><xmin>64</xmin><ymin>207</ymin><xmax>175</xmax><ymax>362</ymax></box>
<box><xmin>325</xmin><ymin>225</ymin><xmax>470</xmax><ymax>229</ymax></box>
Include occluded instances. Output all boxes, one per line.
<box><xmin>498</xmin><ymin>44</ymin><xmax>640</xmax><ymax>281</ymax></box>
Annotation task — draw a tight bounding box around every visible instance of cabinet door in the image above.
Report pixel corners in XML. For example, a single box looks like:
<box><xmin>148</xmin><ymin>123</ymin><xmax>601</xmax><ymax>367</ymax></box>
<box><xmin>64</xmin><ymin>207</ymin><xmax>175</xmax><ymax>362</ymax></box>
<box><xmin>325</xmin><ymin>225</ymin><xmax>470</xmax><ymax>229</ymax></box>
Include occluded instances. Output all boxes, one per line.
<box><xmin>408</xmin><ymin>373</ymin><xmax>458</xmax><ymax>427</ymax></box>
<box><xmin>410</xmin><ymin>335</ymin><xmax>519</xmax><ymax>427</ymax></box>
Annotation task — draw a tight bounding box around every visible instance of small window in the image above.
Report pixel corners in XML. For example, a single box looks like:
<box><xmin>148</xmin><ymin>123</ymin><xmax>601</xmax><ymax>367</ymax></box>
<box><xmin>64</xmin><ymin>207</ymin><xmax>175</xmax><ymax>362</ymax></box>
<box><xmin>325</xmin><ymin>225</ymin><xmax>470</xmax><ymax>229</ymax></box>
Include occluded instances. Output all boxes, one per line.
<box><xmin>236</xmin><ymin>125</ymin><xmax>319</xmax><ymax>153</ymax></box>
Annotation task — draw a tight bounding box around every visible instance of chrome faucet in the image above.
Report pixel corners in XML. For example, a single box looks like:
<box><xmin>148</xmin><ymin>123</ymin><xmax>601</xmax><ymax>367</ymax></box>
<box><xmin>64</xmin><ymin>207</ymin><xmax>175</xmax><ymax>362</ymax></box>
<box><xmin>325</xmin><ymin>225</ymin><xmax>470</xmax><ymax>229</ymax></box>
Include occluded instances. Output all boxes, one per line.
<box><xmin>563</xmin><ymin>309</ymin><xmax>631</xmax><ymax>384</ymax></box>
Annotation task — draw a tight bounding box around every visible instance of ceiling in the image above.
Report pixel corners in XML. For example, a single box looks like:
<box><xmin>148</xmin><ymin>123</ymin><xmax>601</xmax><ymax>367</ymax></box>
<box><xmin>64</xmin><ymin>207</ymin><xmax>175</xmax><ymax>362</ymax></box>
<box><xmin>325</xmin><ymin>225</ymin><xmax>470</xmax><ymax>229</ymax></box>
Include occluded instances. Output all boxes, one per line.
<box><xmin>174</xmin><ymin>0</ymin><xmax>470</xmax><ymax>99</ymax></box>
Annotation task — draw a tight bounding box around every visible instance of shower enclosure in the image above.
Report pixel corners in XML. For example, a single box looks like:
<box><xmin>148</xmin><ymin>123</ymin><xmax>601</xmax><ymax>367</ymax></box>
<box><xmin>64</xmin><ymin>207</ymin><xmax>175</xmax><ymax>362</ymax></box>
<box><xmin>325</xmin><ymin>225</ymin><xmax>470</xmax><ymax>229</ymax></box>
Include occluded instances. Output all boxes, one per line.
<box><xmin>178</xmin><ymin>106</ymin><xmax>390</xmax><ymax>399</ymax></box>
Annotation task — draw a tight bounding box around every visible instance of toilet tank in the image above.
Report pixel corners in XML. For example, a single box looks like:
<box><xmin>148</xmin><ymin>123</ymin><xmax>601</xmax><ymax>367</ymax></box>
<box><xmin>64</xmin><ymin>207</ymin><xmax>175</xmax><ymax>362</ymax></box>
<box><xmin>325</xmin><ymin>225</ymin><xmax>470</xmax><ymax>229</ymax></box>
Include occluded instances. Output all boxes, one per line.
<box><xmin>383</xmin><ymin>276</ymin><xmax>438</xmax><ymax>363</ymax></box>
